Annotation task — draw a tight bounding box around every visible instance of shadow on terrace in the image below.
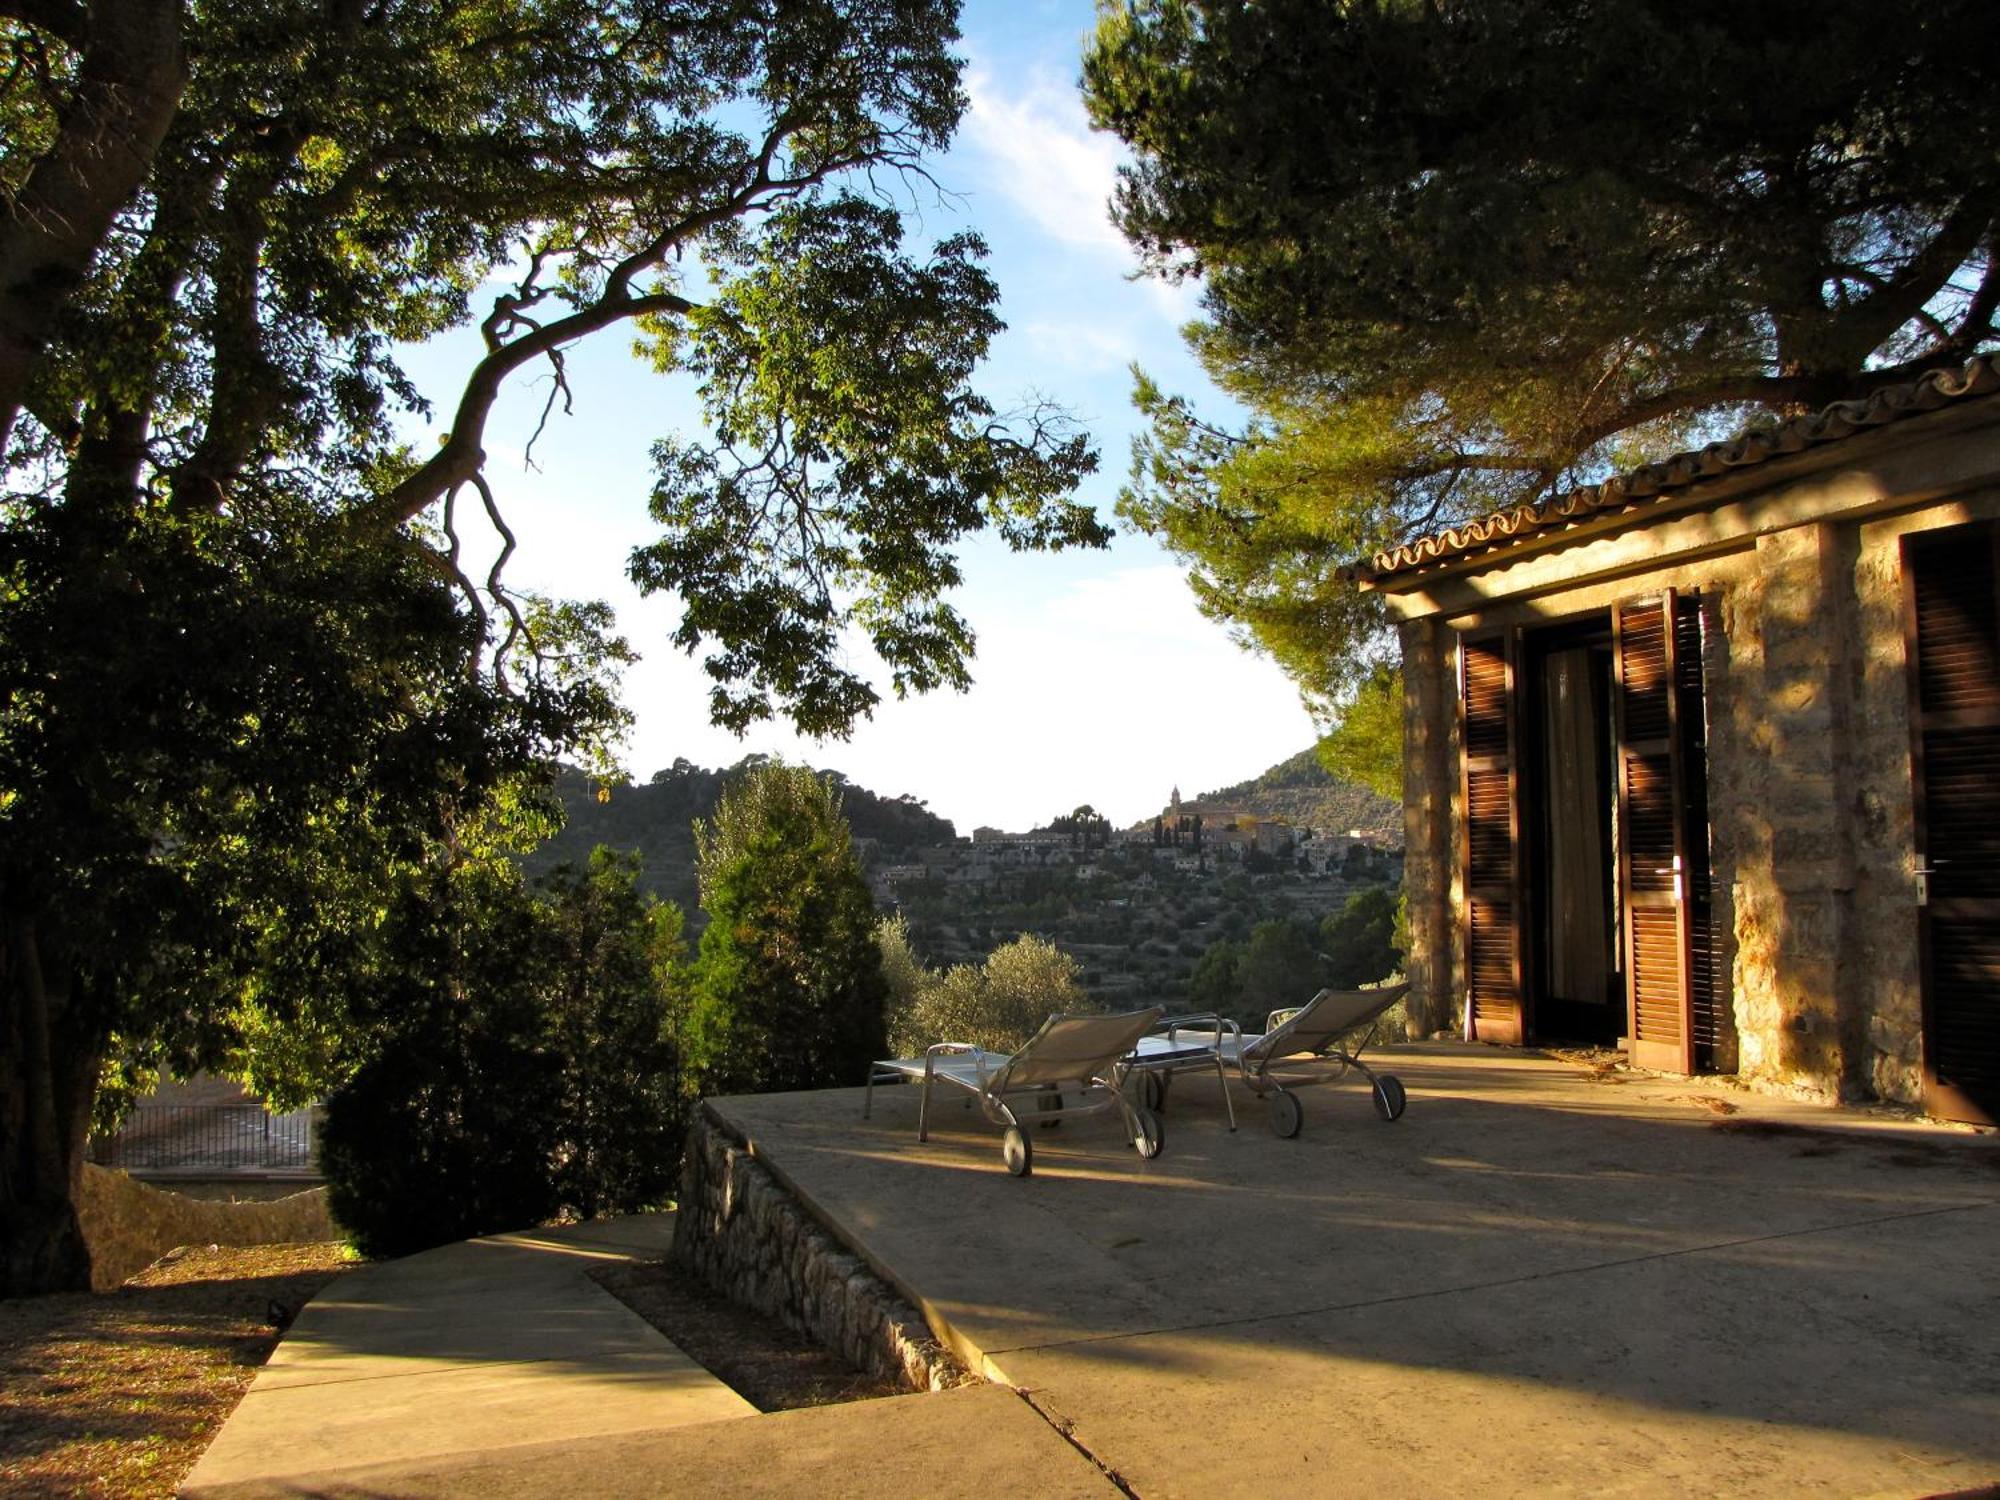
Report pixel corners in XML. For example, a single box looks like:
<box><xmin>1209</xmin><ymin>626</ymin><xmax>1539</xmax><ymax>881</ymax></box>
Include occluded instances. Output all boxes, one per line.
<box><xmin>710</xmin><ymin>1043</ymin><xmax>2000</xmax><ymax>1497</ymax></box>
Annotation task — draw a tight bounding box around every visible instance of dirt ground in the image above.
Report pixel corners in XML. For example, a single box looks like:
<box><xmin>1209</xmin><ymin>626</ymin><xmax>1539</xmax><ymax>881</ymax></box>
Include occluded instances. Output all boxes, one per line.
<box><xmin>0</xmin><ymin>1242</ymin><xmax>353</xmax><ymax>1499</ymax></box>
<box><xmin>592</xmin><ymin>1260</ymin><xmax>907</xmax><ymax>1411</ymax></box>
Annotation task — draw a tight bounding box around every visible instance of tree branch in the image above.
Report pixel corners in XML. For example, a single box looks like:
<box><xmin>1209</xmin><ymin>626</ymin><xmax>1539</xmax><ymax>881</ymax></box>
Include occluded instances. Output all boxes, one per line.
<box><xmin>173</xmin><ymin>136</ymin><xmax>309</xmax><ymax>515</ymax></box>
<box><xmin>1948</xmin><ymin>247</ymin><xmax>2000</xmax><ymax>353</ymax></box>
<box><xmin>1827</xmin><ymin>206</ymin><xmax>1993</xmax><ymax>369</ymax></box>
<box><xmin>1568</xmin><ymin>373</ymin><xmax>1826</xmax><ymax>450</ymax></box>
<box><xmin>349</xmin><ymin>287</ymin><xmax>696</xmax><ymax>534</ymax></box>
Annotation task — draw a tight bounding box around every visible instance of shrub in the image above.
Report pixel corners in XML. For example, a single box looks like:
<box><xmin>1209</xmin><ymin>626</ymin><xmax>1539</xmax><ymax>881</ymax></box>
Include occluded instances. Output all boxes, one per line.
<box><xmin>538</xmin><ymin>850</ymin><xmax>688</xmax><ymax>1220</ymax></box>
<box><xmin>881</xmin><ymin>930</ymin><xmax>1089</xmax><ymax>1055</ymax></box>
<box><xmin>319</xmin><ymin>848</ymin><xmax>690</xmax><ymax>1259</ymax></box>
<box><xmin>685</xmin><ymin>765</ymin><xmax>886</xmax><ymax>1096</ymax></box>
<box><xmin>318</xmin><ymin>861</ymin><xmax>563</xmax><ymax>1259</ymax></box>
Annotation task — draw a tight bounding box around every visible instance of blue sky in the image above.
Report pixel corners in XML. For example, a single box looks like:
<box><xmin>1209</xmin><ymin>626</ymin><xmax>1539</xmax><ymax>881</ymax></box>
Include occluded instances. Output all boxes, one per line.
<box><xmin>399</xmin><ymin>0</ymin><xmax>1319</xmax><ymax>835</ymax></box>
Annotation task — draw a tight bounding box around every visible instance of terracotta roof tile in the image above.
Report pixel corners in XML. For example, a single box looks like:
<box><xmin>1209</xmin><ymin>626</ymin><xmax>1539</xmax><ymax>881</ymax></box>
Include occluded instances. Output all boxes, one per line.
<box><xmin>1363</xmin><ymin>354</ymin><xmax>2000</xmax><ymax>580</ymax></box>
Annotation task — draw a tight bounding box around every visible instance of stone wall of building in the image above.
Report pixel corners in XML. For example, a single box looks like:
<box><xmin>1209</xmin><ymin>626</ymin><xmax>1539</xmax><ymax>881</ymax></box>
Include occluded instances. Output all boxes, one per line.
<box><xmin>1399</xmin><ymin>615</ymin><xmax>1459</xmax><ymax>1035</ymax></box>
<box><xmin>1712</xmin><ymin>524</ymin><xmax>1854</xmax><ymax>1098</ymax></box>
<box><xmin>1848</xmin><ymin>492</ymin><xmax>2000</xmax><ymax>1102</ymax></box>
<box><xmin>672</xmin><ymin>1104</ymin><xmax>969</xmax><ymax>1392</ymax></box>
<box><xmin>1397</xmin><ymin>474</ymin><xmax>2000</xmax><ymax>1110</ymax></box>
<box><xmin>77</xmin><ymin>1165</ymin><xmax>339</xmax><ymax>1291</ymax></box>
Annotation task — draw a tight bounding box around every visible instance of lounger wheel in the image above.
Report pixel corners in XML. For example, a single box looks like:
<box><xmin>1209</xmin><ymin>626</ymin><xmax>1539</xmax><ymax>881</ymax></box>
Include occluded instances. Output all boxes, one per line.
<box><xmin>1268</xmin><ymin>1088</ymin><xmax>1303</xmax><ymax>1139</ymax></box>
<box><xmin>1139</xmin><ymin>1071</ymin><xmax>1170</xmax><ymax>1112</ymax></box>
<box><xmin>1132</xmin><ymin>1106</ymin><xmax>1165</xmax><ymax>1159</ymax></box>
<box><xmin>1372</xmin><ymin>1074</ymin><xmax>1407</xmax><ymax>1122</ymax></box>
<box><xmin>1002</xmin><ymin>1125</ymin><xmax>1033</xmax><ymax>1177</ymax></box>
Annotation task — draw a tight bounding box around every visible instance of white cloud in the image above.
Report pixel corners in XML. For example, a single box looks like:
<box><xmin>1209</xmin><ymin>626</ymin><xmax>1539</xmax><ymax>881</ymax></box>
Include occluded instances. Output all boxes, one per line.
<box><xmin>960</xmin><ymin>62</ymin><xmax>1131</xmax><ymax>261</ymax></box>
<box><xmin>1143</xmin><ymin>272</ymin><xmax>1204</xmax><ymax>331</ymax></box>
<box><xmin>1019</xmin><ymin>317</ymin><xmax>1134</xmax><ymax>375</ymax></box>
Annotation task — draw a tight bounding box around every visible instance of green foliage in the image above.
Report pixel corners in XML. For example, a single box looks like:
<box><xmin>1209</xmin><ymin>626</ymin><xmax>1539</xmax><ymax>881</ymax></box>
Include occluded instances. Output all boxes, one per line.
<box><xmin>636</xmin><ymin>195</ymin><xmax>1106</xmax><ymax>735</ymax></box>
<box><xmin>1186</xmin><ymin>744</ymin><xmax>1400</xmax><ymax>841</ymax></box>
<box><xmin>319</xmin><ymin>847</ymin><xmax>689</xmax><ymax>1258</ymax></box>
<box><xmin>1085</xmin><ymin>0</ymin><xmax>2000</xmax><ymax>709</ymax></box>
<box><xmin>876</xmin><ymin>914</ymin><xmax>933</xmax><ymax>1042</ymax></box>
<box><xmin>537</xmin><ymin>850</ymin><xmax>688</xmax><ymax>1221</ymax></box>
<box><xmin>1317</xmin><ymin>670</ymin><xmax>1404</xmax><ymax>804</ymax></box>
<box><xmin>1185</xmin><ymin>890</ymin><xmax>1402</xmax><ymax>1029</ymax></box>
<box><xmin>1184</xmin><ymin>937</ymin><xmax>1243</xmax><ymax>1018</ymax></box>
<box><xmin>685</xmin><ymin>765</ymin><xmax>887</xmax><ymax>1096</ymax></box>
<box><xmin>1320</xmin><ymin>886</ymin><xmax>1401</xmax><ymax>990</ymax></box>
<box><xmin>2</xmin><ymin>0</ymin><xmax>1102</xmax><ymax>1292</ymax></box>
<box><xmin>317</xmin><ymin>860</ymin><xmax>565</xmax><ymax>1261</ymax></box>
<box><xmin>522</xmin><ymin>758</ymin><xmax>956</xmax><ymax>918</ymax></box>
<box><xmin>1233</xmin><ymin>919</ymin><xmax>1325</xmax><ymax>1024</ymax></box>
<box><xmin>880</xmin><ymin>922</ymin><xmax>1090</xmax><ymax>1056</ymax></box>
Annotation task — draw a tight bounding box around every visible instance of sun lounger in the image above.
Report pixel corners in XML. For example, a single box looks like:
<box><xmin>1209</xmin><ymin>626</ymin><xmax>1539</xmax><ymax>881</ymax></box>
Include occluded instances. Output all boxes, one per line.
<box><xmin>1132</xmin><ymin>985</ymin><xmax>1409</xmax><ymax>1137</ymax></box>
<box><xmin>1222</xmin><ymin>983</ymin><xmax>1411</xmax><ymax>1136</ymax></box>
<box><xmin>865</xmin><ymin>1007</ymin><xmax>1167</xmax><ymax>1176</ymax></box>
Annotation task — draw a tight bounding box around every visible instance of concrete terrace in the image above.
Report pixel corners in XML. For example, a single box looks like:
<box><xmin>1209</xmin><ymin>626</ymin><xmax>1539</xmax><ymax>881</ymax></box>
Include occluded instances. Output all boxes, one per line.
<box><xmin>718</xmin><ymin>1045</ymin><xmax>2000</xmax><ymax>1498</ymax></box>
<box><xmin>186</xmin><ymin>1045</ymin><xmax>2000</xmax><ymax>1497</ymax></box>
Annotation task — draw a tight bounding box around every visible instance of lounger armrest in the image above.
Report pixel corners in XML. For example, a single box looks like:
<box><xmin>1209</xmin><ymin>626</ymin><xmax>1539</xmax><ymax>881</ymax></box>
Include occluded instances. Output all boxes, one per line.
<box><xmin>1265</xmin><ymin>1005</ymin><xmax>1305</xmax><ymax>1032</ymax></box>
<box><xmin>1150</xmin><ymin>1012</ymin><xmax>1243</xmax><ymax>1048</ymax></box>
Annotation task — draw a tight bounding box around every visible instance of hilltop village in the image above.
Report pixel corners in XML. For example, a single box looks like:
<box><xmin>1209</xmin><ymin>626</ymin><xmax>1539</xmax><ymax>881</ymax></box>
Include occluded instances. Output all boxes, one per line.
<box><xmin>528</xmin><ymin>753</ymin><xmax>1405</xmax><ymax>1004</ymax></box>
<box><xmin>874</xmin><ymin>784</ymin><xmax>1404</xmax><ymax>1004</ymax></box>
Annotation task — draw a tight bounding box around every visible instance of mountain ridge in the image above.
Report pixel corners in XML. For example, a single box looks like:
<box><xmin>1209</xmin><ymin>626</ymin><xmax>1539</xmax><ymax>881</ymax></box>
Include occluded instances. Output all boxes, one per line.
<box><xmin>524</xmin><ymin>747</ymin><xmax>1402</xmax><ymax>919</ymax></box>
<box><xmin>1150</xmin><ymin>748</ymin><xmax>1401</xmax><ymax>843</ymax></box>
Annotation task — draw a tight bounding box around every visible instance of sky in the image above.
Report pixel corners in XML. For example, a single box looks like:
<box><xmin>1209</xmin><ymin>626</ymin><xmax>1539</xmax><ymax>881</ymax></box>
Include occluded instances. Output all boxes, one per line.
<box><xmin>397</xmin><ymin>0</ymin><xmax>1320</xmax><ymax>837</ymax></box>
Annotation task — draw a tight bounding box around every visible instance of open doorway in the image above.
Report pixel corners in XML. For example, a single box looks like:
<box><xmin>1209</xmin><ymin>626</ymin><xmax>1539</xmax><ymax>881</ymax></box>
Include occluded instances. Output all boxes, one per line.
<box><xmin>1522</xmin><ymin>615</ymin><xmax>1624</xmax><ymax>1046</ymax></box>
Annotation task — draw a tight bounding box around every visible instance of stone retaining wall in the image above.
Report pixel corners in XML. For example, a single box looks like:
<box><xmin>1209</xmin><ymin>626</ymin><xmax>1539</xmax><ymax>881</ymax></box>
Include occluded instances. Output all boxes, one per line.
<box><xmin>672</xmin><ymin>1104</ymin><xmax>967</xmax><ymax>1392</ymax></box>
<box><xmin>77</xmin><ymin>1163</ymin><xmax>340</xmax><ymax>1291</ymax></box>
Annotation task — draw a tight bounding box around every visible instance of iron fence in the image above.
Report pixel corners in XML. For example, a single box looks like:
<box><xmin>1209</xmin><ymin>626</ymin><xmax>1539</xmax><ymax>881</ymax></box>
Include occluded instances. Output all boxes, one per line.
<box><xmin>90</xmin><ymin>1104</ymin><xmax>315</xmax><ymax>1171</ymax></box>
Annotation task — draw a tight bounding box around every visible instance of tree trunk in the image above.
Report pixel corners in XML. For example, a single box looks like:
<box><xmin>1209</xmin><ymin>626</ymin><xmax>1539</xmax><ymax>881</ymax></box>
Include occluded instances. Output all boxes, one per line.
<box><xmin>0</xmin><ymin>0</ymin><xmax>187</xmax><ymax>452</ymax></box>
<box><xmin>1</xmin><ymin>910</ymin><xmax>101</xmax><ymax>1297</ymax></box>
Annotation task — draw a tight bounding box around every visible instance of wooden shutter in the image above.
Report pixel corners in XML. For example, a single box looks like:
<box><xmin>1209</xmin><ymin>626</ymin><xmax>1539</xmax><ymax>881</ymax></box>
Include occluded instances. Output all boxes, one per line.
<box><xmin>1460</xmin><ymin>631</ymin><xmax>1524</xmax><ymax>1044</ymax></box>
<box><xmin>1614</xmin><ymin>592</ymin><xmax>1699</xmax><ymax>1073</ymax></box>
<box><xmin>1675</xmin><ymin>597</ymin><xmax>1728</xmax><ymax>1071</ymax></box>
<box><xmin>1904</xmin><ymin>522</ymin><xmax>2000</xmax><ymax>1125</ymax></box>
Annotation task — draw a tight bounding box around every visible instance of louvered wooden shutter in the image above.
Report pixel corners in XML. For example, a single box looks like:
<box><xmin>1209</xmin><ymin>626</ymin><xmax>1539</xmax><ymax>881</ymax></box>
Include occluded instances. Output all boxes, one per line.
<box><xmin>1904</xmin><ymin>522</ymin><xmax>2000</xmax><ymax>1125</ymax></box>
<box><xmin>1460</xmin><ymin>631</ymin><xmax>1524</xmax><ymax>1044</ymax></box>
<box><xmin>1614</xmin><ymin>593</ymin><xmax>1697</xmax><ymax>1072</ymax></box>
<box><xmin>1675</xmin><ymin>597</ymin><xmax>1728</xmax><ymax>1071</ymax></box>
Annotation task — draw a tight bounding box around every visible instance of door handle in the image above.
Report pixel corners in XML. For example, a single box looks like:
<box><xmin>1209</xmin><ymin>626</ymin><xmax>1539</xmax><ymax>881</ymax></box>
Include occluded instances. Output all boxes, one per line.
<box><xmin>1914</xmin><ymin>857</ymin><xmax>1946</xmax><ymax>907</ymax></box>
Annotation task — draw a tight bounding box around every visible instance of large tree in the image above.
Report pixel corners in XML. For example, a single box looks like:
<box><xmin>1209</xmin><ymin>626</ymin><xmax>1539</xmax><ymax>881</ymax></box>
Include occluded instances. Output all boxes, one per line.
<box><xmin>1</xmin><ymin>0</ymin><xmax>1103</xmax><ymax>1294</ymax></box>
<box><xmin>1084</xmin><ymin>0</ymin><xmax>2000</xmax><ymax>738</ymax></box>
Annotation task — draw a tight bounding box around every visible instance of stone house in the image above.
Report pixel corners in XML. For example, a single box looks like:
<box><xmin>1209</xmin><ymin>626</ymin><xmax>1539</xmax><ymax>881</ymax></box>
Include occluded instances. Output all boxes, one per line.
<box><xmin>1366</xmin><ymin>357</ymin><xmax>1999</xmax><ymax>1124</ymax></box>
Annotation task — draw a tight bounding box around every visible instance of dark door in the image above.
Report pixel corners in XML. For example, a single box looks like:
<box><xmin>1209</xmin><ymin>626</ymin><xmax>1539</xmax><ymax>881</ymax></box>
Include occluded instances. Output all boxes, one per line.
<box><xmin>1460</xmin><ymin>631</ymin><xmax>1525</xmax><ymax>1043</ymax></box>
<box><xmin>1903</xmin><ymin>521</ymin><xmax>2000</xmax><ymax>1125</ymax></box>
<box><xmin>1612</xmin><ymin>591</ymin><xmax>1713</xmax><ymax>1073</ymax></box>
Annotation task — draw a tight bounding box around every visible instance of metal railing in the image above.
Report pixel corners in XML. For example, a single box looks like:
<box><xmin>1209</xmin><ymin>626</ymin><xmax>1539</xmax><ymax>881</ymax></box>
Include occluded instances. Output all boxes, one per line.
<box><xmin>90</xmin><ymin>1104</ymin><xmax>315</xmax><ymax>1171</ymax></box>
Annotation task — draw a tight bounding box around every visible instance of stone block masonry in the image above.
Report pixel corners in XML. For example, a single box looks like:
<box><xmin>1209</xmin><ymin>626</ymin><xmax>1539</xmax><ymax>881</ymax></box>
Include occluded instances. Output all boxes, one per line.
<box><xmin>672</xmin><ymin>1103</ymin><xmax>969</xmax><ymax>1393</ymax></box>
<box><xmin>77</xmin><ymin>1163</ymin><xmax>340</xmax><ymax>1290</ymax></box>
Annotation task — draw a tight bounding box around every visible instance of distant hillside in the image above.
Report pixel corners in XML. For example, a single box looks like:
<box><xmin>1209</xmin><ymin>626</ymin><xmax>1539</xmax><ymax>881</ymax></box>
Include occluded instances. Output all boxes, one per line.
<box><xmin>521</xmin><ymin>757</ymin><xmax>956</xmax><ymax>918</ymax></box>
<box><xmin>1186</xmin><ymin>748</ymin><xmax>1401</xmax><ymax>843</ymax></box>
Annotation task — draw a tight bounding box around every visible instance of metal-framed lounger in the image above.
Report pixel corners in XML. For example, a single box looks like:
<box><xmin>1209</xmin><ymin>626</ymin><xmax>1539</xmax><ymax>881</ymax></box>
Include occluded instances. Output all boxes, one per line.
<box><xmin>1221</xmin><ymin>983</ymin><xmax>1411</xmax><ymax>1138</ymax></box>
<box><xmin>865</xmin><ymin>1007</ymin><xmax>1166</xmax><ymax>1177</ymax></box>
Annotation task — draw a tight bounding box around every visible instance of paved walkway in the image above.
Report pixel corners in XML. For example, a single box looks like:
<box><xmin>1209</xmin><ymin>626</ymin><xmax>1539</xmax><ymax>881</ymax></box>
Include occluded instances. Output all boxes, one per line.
<box><xmin>185</xmin><ymin>1047</ymin><xmax>2000</xmax><ymax>1497</ymax></box>
<box><xmin>183</xmin><ymin>1215</ymin><xmax>1112</xmax><ymax>1498</ymax></box>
